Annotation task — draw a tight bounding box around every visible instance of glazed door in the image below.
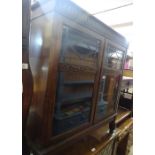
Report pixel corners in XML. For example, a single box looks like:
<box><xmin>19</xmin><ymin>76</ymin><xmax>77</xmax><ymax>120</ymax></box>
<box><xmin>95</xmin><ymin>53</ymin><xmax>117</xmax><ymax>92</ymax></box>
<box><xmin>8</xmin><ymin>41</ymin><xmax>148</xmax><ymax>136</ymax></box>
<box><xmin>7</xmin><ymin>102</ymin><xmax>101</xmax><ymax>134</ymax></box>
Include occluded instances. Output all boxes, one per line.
<box><xmin>95</xmin><ymin>41</ymin><xmax>126</xmax><ymax>121</ymax></box>
<box><xmin>53</xmin><ymin>25</ymin><xmax>103</xmax><ymax>135</ymax></box>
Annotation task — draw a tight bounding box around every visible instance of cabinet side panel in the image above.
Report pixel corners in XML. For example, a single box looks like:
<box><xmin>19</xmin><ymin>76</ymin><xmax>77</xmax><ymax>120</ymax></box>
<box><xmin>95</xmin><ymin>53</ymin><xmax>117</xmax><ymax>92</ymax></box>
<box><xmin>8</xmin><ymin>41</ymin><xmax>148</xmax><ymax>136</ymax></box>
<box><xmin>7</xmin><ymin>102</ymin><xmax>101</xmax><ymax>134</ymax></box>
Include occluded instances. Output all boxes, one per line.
<box><xmin>22</xmin><ymin>0</ymin><xmax>33</xmax><ymax>155</ymax></box>
<box><xmin>26</xmin><ymin>13</ymin><xmax>54</xmax><ymax>143</ymax></box>
<box><xmin>22</xmin><ymin>0</ymin><xmax>32</xmax><ymax>131</ymax></box>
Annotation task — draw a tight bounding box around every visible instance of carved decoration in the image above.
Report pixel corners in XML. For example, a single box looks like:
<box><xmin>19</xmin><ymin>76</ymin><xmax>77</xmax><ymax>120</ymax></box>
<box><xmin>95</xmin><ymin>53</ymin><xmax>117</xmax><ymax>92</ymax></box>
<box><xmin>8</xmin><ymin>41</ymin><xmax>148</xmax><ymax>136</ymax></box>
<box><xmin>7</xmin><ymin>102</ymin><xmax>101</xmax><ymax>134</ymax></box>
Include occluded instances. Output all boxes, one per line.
<box><xmin>59</xmin><ymin>63</ymin><xmax>97</xmax><ymax>73</ymax></box>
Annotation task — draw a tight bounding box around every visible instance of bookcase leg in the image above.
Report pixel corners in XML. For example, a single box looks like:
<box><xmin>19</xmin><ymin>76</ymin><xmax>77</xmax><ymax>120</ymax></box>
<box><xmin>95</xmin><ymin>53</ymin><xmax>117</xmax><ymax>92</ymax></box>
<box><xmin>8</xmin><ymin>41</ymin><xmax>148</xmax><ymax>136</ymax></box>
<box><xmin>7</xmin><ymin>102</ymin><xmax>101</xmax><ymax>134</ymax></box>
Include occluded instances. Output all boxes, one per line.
<box><xmin>109</xmin><ymin>118</ymin><xmax>116</xmax><ymax>134</ymax></box>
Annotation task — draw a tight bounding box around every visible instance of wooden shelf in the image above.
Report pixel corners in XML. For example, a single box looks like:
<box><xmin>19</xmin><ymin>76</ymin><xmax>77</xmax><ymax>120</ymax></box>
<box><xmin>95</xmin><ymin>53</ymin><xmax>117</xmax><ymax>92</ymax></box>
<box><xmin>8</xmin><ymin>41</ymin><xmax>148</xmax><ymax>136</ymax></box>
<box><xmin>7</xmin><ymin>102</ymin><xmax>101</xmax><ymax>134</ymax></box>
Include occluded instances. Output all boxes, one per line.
<box><xmin>64</xmin><ymin>80</ymin><xmax>94</xmax><ymax>85</ymax></box>
<box><xmin>55</xmin><ymin>107</ymin><xmax>90</xmax><ymax>120</ymax></box>
<box><xmin>116</xmin><ymin>118</ymin><xmax>133</xmax><ymax>142</ymax></box>
<box><xmin>62</xmin><ymin>92</ymin><xmax>92</xmax><ymax>102</ymax></box>
<box><xmin>117</xmin><ymin>118</ymin><xmax>133</xmax><ymax>132</ymax></box>
<box><xmin>115</xmin><ymin>107</ymin><xmax>131</xmax><ymax>125</ymax></box>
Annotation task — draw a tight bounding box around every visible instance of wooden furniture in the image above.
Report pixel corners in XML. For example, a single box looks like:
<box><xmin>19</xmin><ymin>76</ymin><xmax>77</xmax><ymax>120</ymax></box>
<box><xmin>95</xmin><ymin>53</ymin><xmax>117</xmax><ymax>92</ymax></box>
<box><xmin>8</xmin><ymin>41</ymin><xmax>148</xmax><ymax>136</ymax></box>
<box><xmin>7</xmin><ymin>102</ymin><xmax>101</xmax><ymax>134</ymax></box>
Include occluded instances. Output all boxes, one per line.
<box><xmin>115</xmin><ymin>107</ymin><xmax>133</xmax><ymax>155</ymax></box>
<box><xmin>51</xmin><ymin>133</ymin><xmax>117</xmax><ymax>155</ymax></box>
<box><xmin>119</xmin><ymin>74</ymin><xmax>133</xmax><ymax>112</ymax></box>
<box><xmin>26</xmin><ymin>0</ymin><xmax>128</xmax><ymax>154</ymax></box>
<box><xmin>22</xmin><ymin>0</ymin><xmax>32</xmax><ymax>132</ymax></box>
<box><xmin>22</xmin><ymin>0</ymin><xmax>33</xmax><ymax>155</ymax></box>
<box><xmin>115</xmin><ymin>119</ymin><xmax>133</xmax><ymax>155</ymax></box>
<box><xmin>41</xmin><ymin>107</ymin><xmax>132</xmax><ymax>155</ymax></box>
<box><xmin>115</xmin><ymin>107</ymin><xmax>131</xmax><ymax>125</ymax></box>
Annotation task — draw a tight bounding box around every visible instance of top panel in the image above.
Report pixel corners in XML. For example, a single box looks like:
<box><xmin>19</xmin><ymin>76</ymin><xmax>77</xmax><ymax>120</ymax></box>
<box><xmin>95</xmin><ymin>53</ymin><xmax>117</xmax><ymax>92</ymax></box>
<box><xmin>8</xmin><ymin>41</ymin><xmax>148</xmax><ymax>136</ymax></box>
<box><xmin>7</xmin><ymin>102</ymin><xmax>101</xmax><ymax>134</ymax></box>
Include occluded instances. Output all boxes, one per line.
<box><xmin>31</xmin><ymin>0</ymin><xmax>128</xmax><ymax>48</ymax></box>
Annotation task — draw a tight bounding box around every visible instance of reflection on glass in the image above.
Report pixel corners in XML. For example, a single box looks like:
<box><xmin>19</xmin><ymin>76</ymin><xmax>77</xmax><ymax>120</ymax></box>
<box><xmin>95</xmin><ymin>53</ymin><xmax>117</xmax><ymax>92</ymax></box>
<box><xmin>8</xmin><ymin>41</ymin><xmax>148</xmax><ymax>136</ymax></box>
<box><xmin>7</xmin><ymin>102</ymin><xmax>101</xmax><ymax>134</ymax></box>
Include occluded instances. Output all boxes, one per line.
<box><xmin>105</xmin><ymin>44</ymin><xmax>124</xmax><ymax>70</ymax></box>
<box><xmin>53</xmin><ymin>71</ymin><xmax>94</xmax><ymax>135</ymax></box>
<box><xmin>60</xmin><ymin>25</ymin><xmax>100</xmax><ymax>69</ymax></box>
<box><xmin>96</xmin><ymin>43</ymin><xmax>124</xmax><ymax>120</ymax></box>
<box><xmin>96</xmin><ymin>72</ymin><xmax>120</xmax><ymax>120</ymax></box>
<box><xmin>53</xmin><ymin>26</ymin><xmax>100</xmax><ymax>135</ymax></box>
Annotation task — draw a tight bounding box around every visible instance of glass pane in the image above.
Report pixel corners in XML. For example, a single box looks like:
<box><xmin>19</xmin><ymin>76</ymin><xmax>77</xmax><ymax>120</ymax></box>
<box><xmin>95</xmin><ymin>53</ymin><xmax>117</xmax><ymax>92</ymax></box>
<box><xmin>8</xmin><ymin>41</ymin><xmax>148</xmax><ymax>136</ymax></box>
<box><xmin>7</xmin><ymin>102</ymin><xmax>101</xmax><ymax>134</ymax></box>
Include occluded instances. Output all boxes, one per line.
<box><xmin>53</xmin><ymin>71</ymin><xmax>94</xmax><ymax>135</ymax></box>
<box><xmin>104</xmin><ymin>44</ymin><xmax>124</xmax><ymax>70</ymax></box>
<box><xmin>60</xmin><ymin>25</ymin><xmax>100</xmax><ymax>69</ymax></box>
<box><xmin>53</xmin><ymin>26</ymin><xmax>101</xmax><ymax>135</ymax></box>
<box><xmin>95</xmin><ymin>70</ymin><xmax>121</xmax><ymax>120</ymax></box>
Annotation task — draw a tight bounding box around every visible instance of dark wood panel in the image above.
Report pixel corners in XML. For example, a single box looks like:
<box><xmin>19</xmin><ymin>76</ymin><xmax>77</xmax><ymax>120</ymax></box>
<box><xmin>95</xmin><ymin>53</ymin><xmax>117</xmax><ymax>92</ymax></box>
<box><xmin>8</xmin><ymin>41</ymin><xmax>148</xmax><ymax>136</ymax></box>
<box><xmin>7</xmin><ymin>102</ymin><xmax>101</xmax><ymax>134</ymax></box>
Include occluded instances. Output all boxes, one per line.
<box><xmin>48</xmin><ymin>134</ymin><xmax>116</xmax><ymax>155</ymax></box>
<box><xmin>27</xmin><ymin>12</ymin><xmax>56</xmax><ymax>144</ymax></box>
<box><xmin>22</xmin><ymin>0</ymin><xmax>32</xmax><ymax>155</ymax></box>
<box><xmin>22</xmin><ymin>0</ymin><xmax>32</xmax><ymax>128</ymax></box>
<box><xmin>29</xmin><ymin>114</ymin><xmax>116</xmax><ymax>155</ymax></box>
<box><xmin>115</xmin><ymin>107</ymin><xmax>131</xmax><ymax>125</ymax></box>
<box><xmin>115</xmin><ymin>118</ymin><xmax>133</xmax><ymax>155</ymax></box>
<box><xmin>22</xmin><ymin>0</ymin><xmax>30</xmax><ymax>45</ymax></box>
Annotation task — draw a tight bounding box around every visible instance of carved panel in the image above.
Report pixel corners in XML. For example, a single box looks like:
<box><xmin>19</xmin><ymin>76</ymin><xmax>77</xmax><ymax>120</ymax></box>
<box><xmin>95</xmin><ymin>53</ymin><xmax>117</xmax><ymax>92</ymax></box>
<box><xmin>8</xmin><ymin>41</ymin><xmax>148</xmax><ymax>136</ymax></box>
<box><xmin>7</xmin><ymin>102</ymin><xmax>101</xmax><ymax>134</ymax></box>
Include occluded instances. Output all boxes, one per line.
<box><xmin>59</xmin><ymin>63</ymin><xmax>97</xmax><ymax>73</ymax></box>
